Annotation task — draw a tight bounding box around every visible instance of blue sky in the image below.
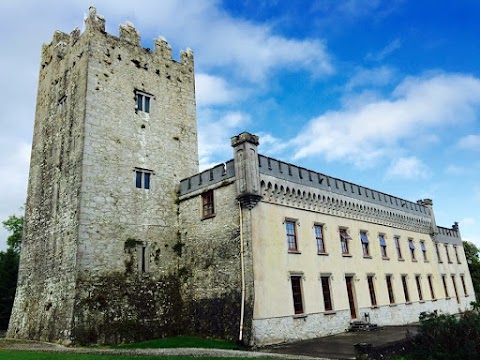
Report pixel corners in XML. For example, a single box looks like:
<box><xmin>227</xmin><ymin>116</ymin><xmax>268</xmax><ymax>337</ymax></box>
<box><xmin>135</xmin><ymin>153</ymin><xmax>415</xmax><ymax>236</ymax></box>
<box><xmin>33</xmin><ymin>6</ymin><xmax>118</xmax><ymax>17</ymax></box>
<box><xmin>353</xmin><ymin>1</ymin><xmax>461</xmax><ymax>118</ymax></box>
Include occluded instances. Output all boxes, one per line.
<box><xmin>0</xmin><ymin>1</ymin><xmax>479</xmax><ymax>250</ymax></box>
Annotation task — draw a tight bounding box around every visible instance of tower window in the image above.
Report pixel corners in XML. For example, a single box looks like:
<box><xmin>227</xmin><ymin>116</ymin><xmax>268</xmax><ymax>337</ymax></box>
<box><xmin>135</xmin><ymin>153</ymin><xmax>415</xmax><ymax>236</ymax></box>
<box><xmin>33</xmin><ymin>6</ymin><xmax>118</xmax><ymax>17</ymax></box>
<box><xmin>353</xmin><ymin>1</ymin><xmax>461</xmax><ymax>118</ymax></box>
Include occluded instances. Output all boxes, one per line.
<box><xmin>135</xmin><ymin>168</ymin><xmax>153</xmax><ymax>189</ymax></box>
<box><xmin>135</xmin><ymin>90</ymin><xmax>153</xmax><ymax>113</ymax></box>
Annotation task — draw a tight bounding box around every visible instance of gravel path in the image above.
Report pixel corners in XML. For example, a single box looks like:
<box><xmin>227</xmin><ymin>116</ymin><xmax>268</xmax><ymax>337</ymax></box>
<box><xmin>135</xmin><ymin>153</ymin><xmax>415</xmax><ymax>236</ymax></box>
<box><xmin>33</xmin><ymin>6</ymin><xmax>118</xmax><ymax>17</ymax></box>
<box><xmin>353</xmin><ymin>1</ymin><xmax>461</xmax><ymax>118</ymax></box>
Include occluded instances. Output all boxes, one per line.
<box><xmin>0</xmin><ymin>339</ymin><xmax>332</xmax><ymax>360</ymax></box>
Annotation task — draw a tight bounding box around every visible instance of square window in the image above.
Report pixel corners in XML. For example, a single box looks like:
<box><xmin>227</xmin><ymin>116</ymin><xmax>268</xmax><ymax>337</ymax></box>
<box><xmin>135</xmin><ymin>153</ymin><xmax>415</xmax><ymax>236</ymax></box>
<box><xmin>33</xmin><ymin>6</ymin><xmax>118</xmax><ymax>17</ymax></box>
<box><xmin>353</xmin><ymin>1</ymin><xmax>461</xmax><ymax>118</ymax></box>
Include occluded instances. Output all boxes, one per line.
<box><xmin>286</xmin><ymin>220</ymin><xmax>298</xmax><ymax>252</ymax></box>
<box><xmin>135</xmin><ymin>90</ymin><xmax>153</xmax><ymax>114</ymax></box>
<box><xmin>202</xmin><ymin>190</ymin><xmax>215</xmax><ymax>218</ymax></box>
<box><xmin>135</xmin><ymin>168</ymin><xmax>153</xmax><ymax>190</ymax></box>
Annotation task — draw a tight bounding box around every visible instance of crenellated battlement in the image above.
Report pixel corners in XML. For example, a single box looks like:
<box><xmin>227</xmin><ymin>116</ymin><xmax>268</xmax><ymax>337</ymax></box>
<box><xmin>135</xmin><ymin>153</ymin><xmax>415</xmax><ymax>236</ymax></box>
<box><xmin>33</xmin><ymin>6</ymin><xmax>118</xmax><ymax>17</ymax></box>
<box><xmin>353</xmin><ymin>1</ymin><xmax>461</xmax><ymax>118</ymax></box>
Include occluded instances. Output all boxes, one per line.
<box><xmin>180</xmin><ymin>160</ymin><xmax>235</xmax><ymax>195</ymax></box>
<box><xmin>435</xmin><ymin>224</ymin><xmax>462</xmax><ymax>245</ymax></box>
<box><xmin>41</xmin><ymin>6</ymin><xmax>194</xmax><ymax>70</ymax></box>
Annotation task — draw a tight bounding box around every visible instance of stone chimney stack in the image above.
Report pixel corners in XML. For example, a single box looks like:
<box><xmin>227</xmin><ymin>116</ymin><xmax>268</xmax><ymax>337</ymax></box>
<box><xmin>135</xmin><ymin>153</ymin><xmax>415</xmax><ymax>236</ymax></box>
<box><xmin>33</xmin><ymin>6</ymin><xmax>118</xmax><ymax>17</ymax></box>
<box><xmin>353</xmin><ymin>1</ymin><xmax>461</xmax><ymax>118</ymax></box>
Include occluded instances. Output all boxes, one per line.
<box><xmin>231</xmin><ymin>132</ymin><xmax>262</xmax><ymax>209</ymax></box>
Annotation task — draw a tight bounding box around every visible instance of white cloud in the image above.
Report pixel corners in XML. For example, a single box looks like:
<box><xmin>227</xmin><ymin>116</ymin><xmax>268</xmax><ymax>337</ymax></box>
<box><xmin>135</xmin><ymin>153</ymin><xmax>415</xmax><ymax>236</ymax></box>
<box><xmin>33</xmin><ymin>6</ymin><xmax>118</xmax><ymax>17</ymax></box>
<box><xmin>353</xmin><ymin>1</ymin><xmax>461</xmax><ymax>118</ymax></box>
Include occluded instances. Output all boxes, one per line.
<box><xmin>346</xmin><ymin>66</ymin><xmax>395</xmax><ymax>90</ymax></box>
<box><xmin>458</xmin><ymin>134</ymin><xmax>480</xmax><ymax>151</ymax></box>
<box><xmin>195</xmin><ymin>73</ymin><xmax>245</xmax><ymax>106</ymax></box>
<box><xmin>197</xmin><ymin>111</ymin><xmax>251</xmax><ymax>169</ymax></box>
<box><xmin>386</xmin><ymin>157</ymin><xmax>430</xmax><ymax>180</ymax></box>
<box><xmin>460</xmin><ymin>217</ymin><xmax>476</xmax><ymax>227</ymax></box>
<box><xmin>366</xmin><ymin>38</ymin><xmax>402</xmax><ymax>62</ymax></box>
<box><xmin>86</xmin><ymin>1</ymin><xmax>334</xmax><ymax>82</ymax></box>
<box><xmin>292</xmin><ymin>73</ymin><xmax>480</xmax><ymax>166</ymax></box>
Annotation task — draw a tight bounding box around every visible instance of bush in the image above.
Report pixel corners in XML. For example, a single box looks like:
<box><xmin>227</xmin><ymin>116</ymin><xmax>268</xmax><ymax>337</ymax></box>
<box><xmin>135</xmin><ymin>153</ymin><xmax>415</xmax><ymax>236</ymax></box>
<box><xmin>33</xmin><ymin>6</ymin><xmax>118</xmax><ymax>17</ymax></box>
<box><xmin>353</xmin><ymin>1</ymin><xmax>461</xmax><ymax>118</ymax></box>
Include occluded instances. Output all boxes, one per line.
<box><xmin>410</xmin><ymin>303</ymin><xmax>480</xmax><ymax>360</ymax></box>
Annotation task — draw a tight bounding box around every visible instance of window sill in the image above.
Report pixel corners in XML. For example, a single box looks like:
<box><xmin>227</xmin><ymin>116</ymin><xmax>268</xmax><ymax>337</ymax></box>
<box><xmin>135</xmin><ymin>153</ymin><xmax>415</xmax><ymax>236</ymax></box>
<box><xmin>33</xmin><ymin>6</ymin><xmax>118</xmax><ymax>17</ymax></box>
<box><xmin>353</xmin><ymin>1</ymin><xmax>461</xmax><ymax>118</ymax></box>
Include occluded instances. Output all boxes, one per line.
<box><xmin>382</xmin><ymin>257</ymin><xmax>390</xmax><ymax>261</ymax></box>
<box><xmin>293</xmin><ymin>314</ymin><xmax>307</xmax><ymax>319</ymax></box>
<box><xmin>201</xmin><ymin>214</ymin><xmax>216</xmax><ymax>220</ymax></box>
<box><xmin>432</xmin><ymin>299</ymin><xmax>437</xmax><ymax>302</ymax></box>
<box><xmin>288</xmin><ymin>250</ymin><xmax>302</xmax><ymax>255</ymax></box>
<box><xmin>412</xmin><ymin>259</ymin><xmax>418</xmax><ymax>262</ymax></box>
<box><xmin>423</xmin><ymin>260</ymin><xmax>429</xmax><ymax>263</ymax></box>
<box><xmin>398</xmin><ymin>258</ymin><xmax>405</xmax><ymax>262</ymax></box>
<box><xmin>405</xmin><ymin>302</ymin><xmax>412</xmax><ymax>305</ymax></box>
<box><xmin>389</xmin><ymin>304</ymin><xmax>397</xmax><ymax>307</ymax></box>
<box><xmin>438</xmin><ymin>261</ymin><xmax>443</xmax><ymax>264</ymax></box>
<box><xmin>419</xmin><ymin>300</ymin><xmax>425</xmax><ymax>303</ymax></box>
<box><xmin>448</xmin><ymin>261</ymin><xmax>453</xmax><ymax>264</ymax></box>
<box><xmin>342</xmin><ymin>253</ymin><xmax>353</xmax><ymax>257</ymax></box>
<box><xmin>317</xmin><ymin>252</ymin><xmax>329</xmax><ymax>256</ymax></box>
<box><xmin>324</xmin><ymin>311</ymin><xmax>336</xmax><ymax>316</ymax></box>
<box><xmin>363</xmin><ymin>255</ymin><xmax>372</xmax><ymax>259</ymax></box>
<box><xmin>370</xmin><ymin>306</ymin><xmax>379</xmax><ymax>309</ymax></box>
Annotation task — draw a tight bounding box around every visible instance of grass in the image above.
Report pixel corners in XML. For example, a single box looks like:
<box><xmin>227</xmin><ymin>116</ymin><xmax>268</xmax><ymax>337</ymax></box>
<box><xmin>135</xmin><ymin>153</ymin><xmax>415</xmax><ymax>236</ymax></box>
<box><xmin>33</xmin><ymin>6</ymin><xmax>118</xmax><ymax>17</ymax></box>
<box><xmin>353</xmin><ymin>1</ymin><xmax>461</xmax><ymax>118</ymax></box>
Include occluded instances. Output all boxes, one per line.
<box><xmin>0</xmin><ymin>353</ymin><xmax>260</xmax><ymax>360</ymax></box>
<box><xmin>112</xmin><ymin>336</ymin><xmax>242</xmax><ymax>350</ymax></box>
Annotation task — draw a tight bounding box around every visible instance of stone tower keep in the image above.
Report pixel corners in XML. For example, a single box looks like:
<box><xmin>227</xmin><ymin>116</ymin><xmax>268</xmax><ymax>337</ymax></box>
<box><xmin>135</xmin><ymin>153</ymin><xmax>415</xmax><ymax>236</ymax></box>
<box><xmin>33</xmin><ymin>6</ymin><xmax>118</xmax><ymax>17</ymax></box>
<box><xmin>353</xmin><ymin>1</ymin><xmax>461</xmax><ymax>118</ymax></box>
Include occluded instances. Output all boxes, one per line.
<box><xmin>8</xmin><ymin>7</ymin><xmax>198</xmax><ymax>344</ymax></box>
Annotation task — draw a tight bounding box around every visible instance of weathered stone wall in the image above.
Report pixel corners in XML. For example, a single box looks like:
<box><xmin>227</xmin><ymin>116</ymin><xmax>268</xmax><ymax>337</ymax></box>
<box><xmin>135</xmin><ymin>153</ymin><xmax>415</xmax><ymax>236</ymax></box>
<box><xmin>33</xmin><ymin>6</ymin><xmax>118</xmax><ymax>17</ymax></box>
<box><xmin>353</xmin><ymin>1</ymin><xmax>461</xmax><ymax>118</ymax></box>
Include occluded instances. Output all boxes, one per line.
<box><xmin>178</xmin><ymin>180</ymin><xmax>250</xmax><ymax>342</ymax></box>
<box><xmin>71</xmin><ymin>9</ymin><xmax>198</xmax><ymax>344</ymax></box>
<box><xmin>10</xmin><ymin>7</ymin><xmax>199</xmax><ymax>345</ymax></box>
<box><xmin>8</xmin><ymin>28</ymin><xmax>88</xmax><ymax>343</ymax></box>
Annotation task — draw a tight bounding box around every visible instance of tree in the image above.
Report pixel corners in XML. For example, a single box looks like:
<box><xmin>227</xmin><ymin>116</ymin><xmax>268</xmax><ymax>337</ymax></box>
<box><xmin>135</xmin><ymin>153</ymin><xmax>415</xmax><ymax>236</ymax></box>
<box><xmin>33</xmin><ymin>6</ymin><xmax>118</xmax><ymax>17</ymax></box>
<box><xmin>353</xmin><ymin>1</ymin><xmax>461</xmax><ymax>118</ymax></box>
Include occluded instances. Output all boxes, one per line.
<box><xmin>464</xmin><ymin>241</ymin><xmax>480</xmax><ymax>301</ymax></box>
<box><xmin>0</xmin><ymin>215</ymin><xmax>23</xmax><ymax>330</ymax></box>
<box><xmin>2</xmin><ymin>215</ymin><xmax>23</xmax><ymax>253</ymax></box>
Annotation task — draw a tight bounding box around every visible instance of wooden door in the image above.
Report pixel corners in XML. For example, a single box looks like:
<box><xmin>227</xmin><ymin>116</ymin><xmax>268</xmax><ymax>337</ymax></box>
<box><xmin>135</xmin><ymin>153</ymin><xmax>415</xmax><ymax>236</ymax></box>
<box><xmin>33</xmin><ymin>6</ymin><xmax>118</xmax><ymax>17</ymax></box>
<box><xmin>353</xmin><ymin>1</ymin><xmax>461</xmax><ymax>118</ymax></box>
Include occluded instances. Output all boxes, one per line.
<box><xmin>345</xmin><ymin>276</ymin><xmax>357</xmax><ymax>319</ymax></box>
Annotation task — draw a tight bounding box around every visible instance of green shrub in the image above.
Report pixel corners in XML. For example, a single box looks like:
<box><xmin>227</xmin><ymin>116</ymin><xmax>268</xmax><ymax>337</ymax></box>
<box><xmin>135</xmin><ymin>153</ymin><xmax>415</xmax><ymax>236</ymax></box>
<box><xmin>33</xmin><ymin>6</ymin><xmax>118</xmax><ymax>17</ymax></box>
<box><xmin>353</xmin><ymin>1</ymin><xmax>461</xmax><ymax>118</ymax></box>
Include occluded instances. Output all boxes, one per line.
<box><xmin>410</xmin><ymin>303</ymin><xmax>480</xmax><ymax>359</ymax></box>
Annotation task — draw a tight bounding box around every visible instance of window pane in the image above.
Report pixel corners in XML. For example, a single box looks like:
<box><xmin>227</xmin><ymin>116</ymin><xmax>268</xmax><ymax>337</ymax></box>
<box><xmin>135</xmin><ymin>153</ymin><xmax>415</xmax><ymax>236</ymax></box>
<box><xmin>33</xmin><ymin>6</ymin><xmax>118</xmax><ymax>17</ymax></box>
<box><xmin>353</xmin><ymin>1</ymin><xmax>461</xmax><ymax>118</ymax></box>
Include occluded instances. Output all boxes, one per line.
<box><xmin>144</xmin><ymin>96</ymin><xmax>150</xmax><ymax>113</ymax></box>
<box><xmin>144</xmin><ymin>172</ymin><xmax>151</xmax><ymax>189</ymax></box>
<box><xmin>135</xmin><ymin>171</ymin><xmax>142</xmax><ymax>188</ymax></box>
<box><xmin>137</xmin><ymin>94</ymin><xmax>143</xmax><ymax>111</ymax></box>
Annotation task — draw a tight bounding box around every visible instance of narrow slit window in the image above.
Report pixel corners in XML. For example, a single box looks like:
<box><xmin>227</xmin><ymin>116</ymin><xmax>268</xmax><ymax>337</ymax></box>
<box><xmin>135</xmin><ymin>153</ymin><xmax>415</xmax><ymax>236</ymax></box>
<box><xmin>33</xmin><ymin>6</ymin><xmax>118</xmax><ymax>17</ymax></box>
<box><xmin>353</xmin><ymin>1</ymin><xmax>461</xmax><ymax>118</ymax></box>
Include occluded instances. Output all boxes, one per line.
<box><xmin>321</xmin><ymin>276</ymin><xmax>333</xmax><ymax>311</ymax></box>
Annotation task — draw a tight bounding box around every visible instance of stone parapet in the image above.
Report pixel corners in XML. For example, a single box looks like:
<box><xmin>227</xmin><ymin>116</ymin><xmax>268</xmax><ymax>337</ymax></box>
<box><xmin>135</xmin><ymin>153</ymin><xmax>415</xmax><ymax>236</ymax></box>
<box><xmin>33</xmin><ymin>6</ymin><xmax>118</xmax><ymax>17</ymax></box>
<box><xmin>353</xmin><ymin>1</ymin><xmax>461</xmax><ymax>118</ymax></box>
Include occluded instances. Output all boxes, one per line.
<box><xmin>180</xmin><ymin>160</ymin><xmax>235</xmax><ymax>195</ymax></box>
<box><xmin>258</xmin><ymin>155</ymin><xmax>431</xmax><ymax>218</ymax></box>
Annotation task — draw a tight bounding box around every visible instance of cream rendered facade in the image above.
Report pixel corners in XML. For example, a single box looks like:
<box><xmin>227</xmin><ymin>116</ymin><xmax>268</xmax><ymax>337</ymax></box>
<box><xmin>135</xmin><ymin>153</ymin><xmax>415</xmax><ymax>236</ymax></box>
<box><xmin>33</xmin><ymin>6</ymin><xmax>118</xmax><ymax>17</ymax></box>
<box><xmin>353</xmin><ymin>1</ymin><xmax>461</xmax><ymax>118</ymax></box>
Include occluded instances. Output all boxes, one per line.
<box><xmin>180</xmin><ymin>133</ymin><xmax>475</xmax><ymax>346</ymax></box>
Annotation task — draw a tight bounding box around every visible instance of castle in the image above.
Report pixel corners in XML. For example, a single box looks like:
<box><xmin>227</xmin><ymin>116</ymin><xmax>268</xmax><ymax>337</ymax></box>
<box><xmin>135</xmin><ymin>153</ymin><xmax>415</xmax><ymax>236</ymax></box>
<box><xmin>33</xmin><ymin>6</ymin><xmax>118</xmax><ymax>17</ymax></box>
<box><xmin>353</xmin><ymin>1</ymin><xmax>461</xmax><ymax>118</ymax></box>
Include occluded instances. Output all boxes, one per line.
<box><xmin>8</xmin><ymin>7</ymin><xmax>475</xmax><ymax>346</ymax></box>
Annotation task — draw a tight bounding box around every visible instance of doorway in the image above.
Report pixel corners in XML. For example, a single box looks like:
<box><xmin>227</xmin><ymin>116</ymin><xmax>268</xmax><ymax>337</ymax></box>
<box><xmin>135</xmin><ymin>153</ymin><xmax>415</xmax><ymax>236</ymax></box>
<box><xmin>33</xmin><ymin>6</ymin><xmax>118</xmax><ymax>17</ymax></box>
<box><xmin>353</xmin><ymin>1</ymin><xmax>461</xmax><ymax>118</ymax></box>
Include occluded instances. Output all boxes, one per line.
<box><xmin>345</xmin><ymin>276</ymin><xmax>357</xmax><ymax>319</ymax></box>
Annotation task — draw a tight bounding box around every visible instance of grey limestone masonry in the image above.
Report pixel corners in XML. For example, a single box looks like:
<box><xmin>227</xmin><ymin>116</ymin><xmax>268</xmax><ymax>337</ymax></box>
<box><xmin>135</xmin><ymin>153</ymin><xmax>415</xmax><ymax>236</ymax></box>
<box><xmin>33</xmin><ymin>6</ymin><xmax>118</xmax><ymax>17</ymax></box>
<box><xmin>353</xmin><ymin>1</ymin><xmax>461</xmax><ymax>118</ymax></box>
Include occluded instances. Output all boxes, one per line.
<box><xmin>9</xmin><ymin>7</ymin><xmax>198</xmax><ymax>345</ymax></box>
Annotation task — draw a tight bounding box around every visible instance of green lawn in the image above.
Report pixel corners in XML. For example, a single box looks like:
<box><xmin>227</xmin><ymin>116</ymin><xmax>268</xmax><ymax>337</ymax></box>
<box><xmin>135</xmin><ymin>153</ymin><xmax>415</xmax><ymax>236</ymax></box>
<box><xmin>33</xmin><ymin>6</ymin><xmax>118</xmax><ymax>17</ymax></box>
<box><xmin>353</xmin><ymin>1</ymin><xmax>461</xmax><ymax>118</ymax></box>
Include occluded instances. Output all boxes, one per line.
<box><xmin>0</xmin><ymin>354</ymin><xmax>257</xmax><ymax>360</ymax></box>
<box><xmin>113</xmin><ymin>336</ymin><xmax>242</xmax><ymax>350</ymax></box>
